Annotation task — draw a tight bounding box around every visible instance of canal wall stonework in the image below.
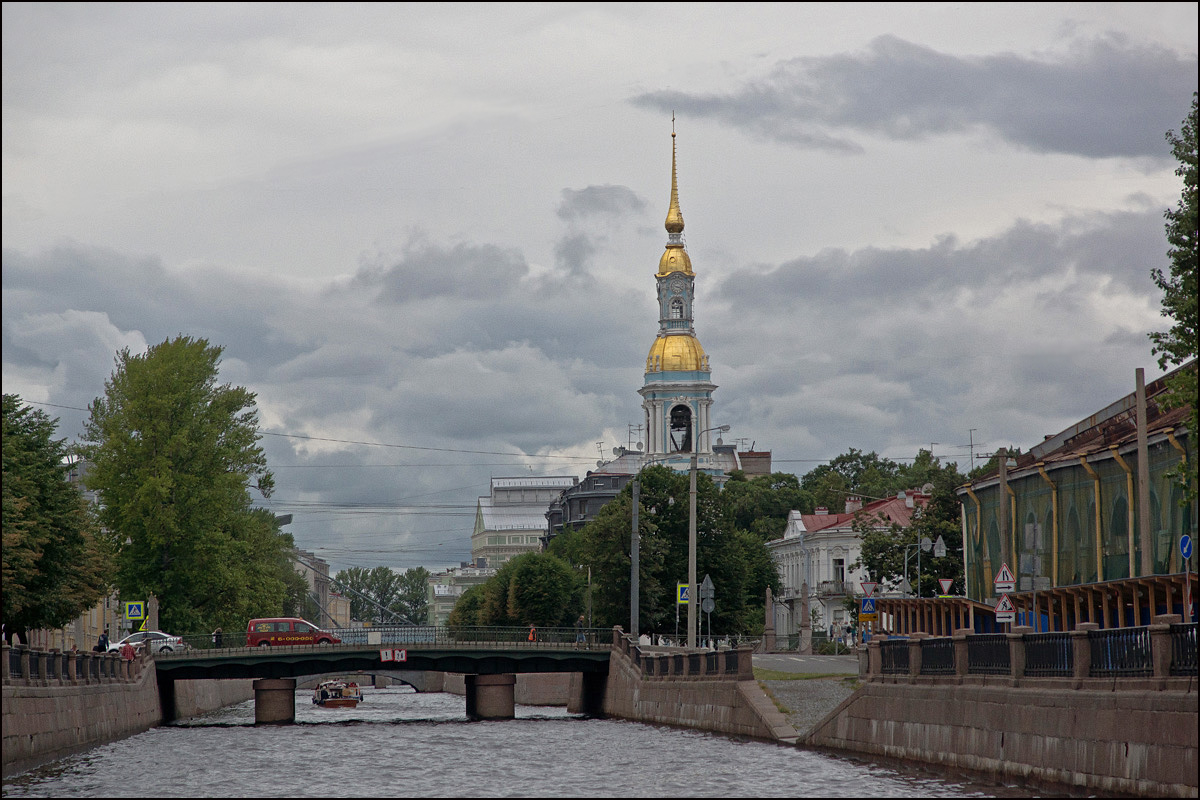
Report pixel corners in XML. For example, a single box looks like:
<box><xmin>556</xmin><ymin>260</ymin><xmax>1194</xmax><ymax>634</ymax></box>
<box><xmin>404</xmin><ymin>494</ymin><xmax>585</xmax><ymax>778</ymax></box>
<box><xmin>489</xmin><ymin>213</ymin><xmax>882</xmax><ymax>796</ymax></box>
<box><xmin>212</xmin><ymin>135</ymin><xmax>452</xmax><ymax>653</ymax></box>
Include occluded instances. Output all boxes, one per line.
<box><xmin>805</xmin><ymin>679</ymin><xmax>1199</xmax><ymax>798</ymax></box>
<box><xmin>2</xmin><ymin>647</ymin><xmax>256</xmax><ymax>778</ymax></box>
<box><xmin>599</xmin><ymin>636</ymin><xmax>799</xmax><ymax>742</ymax></box>
<box><xmin>2</xmin><ymin>651</ymin><xmax>161</xmax><ymax>778</ymax></box>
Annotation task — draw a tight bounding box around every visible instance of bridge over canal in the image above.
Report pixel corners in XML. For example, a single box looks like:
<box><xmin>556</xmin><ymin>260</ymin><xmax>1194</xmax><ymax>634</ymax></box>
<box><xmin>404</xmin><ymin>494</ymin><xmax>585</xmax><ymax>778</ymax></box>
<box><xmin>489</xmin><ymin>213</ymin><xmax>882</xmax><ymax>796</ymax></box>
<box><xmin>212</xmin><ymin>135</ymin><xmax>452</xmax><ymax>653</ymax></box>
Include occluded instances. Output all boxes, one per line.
<box><xmin>153</xmin><ymin>627</ymin><xmax>613</xmax><ymax>723</ymax></box>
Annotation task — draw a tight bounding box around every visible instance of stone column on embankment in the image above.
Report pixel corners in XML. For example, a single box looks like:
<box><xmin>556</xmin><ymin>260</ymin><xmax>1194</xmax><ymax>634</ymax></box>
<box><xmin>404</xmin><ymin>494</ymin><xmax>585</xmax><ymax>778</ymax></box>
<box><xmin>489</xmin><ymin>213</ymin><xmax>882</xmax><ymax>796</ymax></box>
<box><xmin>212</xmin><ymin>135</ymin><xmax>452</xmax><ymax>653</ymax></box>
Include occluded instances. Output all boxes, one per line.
<box><xmin>464</xmin><ymin>674</ymin><xmax>516</xmax><ymax>720</ymax></box>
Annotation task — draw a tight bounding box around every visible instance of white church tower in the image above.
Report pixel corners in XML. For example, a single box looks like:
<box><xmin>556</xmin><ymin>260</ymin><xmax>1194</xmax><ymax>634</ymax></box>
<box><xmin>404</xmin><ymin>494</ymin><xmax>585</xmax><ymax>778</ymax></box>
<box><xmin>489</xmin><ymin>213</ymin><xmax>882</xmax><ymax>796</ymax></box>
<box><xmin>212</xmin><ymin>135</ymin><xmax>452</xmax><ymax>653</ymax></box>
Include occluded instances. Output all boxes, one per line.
<box><xmin>637</xmin><ymin>127</ymin><xmax>720</xmax><ymax>474</ymax></box>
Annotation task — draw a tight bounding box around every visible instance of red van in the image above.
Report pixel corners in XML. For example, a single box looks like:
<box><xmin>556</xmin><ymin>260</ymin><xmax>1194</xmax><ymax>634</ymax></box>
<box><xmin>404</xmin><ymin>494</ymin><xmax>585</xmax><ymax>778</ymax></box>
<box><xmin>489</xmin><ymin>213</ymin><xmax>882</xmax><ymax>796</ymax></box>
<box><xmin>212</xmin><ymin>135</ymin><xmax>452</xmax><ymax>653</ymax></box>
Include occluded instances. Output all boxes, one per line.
<box><xmin>247</xmin><ymin>617</ymin><xmax>341</xmax><ymax>647</ymax></box>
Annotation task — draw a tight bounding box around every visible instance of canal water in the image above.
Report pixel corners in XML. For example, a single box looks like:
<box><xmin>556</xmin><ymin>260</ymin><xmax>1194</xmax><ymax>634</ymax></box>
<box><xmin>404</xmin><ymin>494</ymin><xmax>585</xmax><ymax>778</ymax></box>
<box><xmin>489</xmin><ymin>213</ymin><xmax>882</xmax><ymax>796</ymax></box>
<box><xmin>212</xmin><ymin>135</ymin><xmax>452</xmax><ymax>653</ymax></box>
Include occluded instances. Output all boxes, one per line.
<box><xmin>3</xmin><ymin>686</ymin><xmax>1034</xmax><ymax>797</ymax></box>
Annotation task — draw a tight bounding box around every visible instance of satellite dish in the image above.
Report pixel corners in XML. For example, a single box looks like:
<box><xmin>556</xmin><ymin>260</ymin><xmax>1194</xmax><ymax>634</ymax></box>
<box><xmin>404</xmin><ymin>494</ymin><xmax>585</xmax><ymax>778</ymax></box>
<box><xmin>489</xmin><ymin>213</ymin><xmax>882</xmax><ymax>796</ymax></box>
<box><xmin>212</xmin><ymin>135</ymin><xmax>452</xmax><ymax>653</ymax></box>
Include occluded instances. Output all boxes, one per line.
<box><xmin>922</xmin><ymin>482</ymin><xmax>934</xmax><ymax>493</ymax></box>
<box><xmin>637</xmin><ymin>442</ymin><xmax>643</xmax><ymax>450</ymax></box>
<box><xmin>613</xmin><ymin>448</ymin><xmax>622</xmax><ymax>456</ymax></box>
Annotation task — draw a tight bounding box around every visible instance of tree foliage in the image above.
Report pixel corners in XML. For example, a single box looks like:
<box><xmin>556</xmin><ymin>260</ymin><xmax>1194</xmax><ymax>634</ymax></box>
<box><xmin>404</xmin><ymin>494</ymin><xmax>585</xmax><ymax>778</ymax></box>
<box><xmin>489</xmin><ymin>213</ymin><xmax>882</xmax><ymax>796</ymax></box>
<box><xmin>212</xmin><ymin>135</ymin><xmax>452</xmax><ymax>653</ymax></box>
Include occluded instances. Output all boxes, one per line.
<box><xmin>1151</xmin><ymin>91</ymin><xmax>1199</xmax><ymax>501</ymax></box>
<box><xmin>78</xmin><ymin>336</ymin><xmax>290</xmax><ymax>635</ymax></box>
<box><xmin>852</xmin><ymin>454</ymin><xmax>966</xmax><ymax>597</ymax></box>
<box><xmin>720</xmin><ymin>471</ymin><xmax>811</xmax><ymax>540</ymax></box>
<box><xmin>2</xmin><ymin>395</ymin><xmax>111</xmax><ymax>643</ymax></box>
<box><xmin>542</xmin><ymin>465</ymin><xmax>780</xmax><ymax>635</ymax></box>
<box><xmin>336</xmin><ymin>565</ymin><xmax>430</xmax><ymax>624</ymax></box>
<box><xmin>448</xmin><ymin>552</ymin><xmax>581</xmax><ymax>628</ymax></box>
<box><xmin>800</xmin><ymin>448</ymin><xmax>903</xmax><ymax>510</ymax></box>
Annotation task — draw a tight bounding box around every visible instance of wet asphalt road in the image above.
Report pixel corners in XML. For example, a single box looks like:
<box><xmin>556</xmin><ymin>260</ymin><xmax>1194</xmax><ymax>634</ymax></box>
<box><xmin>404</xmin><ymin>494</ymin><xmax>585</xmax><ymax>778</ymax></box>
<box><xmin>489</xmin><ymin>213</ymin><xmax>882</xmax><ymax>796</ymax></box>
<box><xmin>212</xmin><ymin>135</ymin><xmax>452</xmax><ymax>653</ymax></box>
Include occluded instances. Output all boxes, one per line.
<box><xmin>752</xmin><ymin>652</ymin><xmax>860</xmax><ymax>674</ymax></box>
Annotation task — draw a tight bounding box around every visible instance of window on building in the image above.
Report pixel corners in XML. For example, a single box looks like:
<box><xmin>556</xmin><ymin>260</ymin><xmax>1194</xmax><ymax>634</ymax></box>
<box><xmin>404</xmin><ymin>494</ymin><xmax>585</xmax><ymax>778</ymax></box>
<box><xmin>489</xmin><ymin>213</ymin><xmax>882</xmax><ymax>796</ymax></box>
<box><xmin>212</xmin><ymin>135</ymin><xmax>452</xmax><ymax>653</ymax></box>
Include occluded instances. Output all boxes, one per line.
<box><xmin>833</xmin><ymin>558</ymin><xmax>845</xmax><ymax>585</ymax></box>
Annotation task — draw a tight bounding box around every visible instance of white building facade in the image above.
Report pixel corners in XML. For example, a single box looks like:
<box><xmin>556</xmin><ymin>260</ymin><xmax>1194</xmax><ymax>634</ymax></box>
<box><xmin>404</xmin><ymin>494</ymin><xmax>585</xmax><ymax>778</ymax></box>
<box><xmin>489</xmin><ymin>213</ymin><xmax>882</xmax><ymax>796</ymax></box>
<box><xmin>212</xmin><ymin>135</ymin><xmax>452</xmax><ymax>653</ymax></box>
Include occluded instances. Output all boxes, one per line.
<box><xmin>768</xmin><ymin>491</ymin><xmax>929</xmax><ymax>640</ymax></box>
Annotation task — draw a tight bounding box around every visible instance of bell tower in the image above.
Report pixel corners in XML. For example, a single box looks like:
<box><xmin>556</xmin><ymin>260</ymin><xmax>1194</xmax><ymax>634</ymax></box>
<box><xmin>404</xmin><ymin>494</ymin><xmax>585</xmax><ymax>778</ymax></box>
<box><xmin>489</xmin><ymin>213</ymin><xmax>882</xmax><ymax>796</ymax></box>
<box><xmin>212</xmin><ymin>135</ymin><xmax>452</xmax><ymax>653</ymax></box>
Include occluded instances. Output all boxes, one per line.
<box><xmin>638</xmin><ymin>125</ymin><xmax>718</xmax><ymax>470</ymax></box>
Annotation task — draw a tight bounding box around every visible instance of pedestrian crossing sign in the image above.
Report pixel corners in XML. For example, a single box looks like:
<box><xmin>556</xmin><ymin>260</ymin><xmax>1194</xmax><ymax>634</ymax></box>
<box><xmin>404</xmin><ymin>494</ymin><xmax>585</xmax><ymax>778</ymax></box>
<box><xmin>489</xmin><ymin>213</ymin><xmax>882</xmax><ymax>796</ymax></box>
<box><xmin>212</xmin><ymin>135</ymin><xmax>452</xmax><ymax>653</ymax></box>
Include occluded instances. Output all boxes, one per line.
<box><xmin>859</xmin><ymin>597</ymin><xmax>877</xmax><ymax>622</ymax></box>
<box><xmin>124</xmin><ymin>601</ymin><xmax>145</xmax><ymax>620</ymax></box>
<box><xmin>677</xmin><ymin>583</ymin><xmax>689</xmax><ymax>604</ymax></box>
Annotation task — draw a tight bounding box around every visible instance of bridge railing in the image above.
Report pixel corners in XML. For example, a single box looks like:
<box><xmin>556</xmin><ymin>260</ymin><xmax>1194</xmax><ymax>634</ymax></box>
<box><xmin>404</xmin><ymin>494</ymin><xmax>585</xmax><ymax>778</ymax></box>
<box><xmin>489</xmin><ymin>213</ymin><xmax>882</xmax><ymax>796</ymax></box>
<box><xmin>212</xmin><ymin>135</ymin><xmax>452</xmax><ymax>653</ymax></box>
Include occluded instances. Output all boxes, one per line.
<box><xmin>168</xmin><ymin>625</ymin><xmax>615</xmax><ymax>654</ymax></box>
<box><xmin>2</xmin><ymin>643</ymin><xmax>149</xmax><ymax>686</ymax></box>
<box><xmin>863</xmin><ymin>616</ymin><xmax>1196</xmax><ymax>683</ymax></box>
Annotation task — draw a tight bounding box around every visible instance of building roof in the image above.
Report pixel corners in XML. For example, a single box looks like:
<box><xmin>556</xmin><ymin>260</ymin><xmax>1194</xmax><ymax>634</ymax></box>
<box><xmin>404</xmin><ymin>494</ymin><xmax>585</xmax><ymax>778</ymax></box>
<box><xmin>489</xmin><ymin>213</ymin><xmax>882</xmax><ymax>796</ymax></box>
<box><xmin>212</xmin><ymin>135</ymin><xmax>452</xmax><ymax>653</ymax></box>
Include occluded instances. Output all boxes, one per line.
<box><xmin>963</xmin><ymin>359</ymin><xmax>1194</xmax><ymax>489</ymax></box>
<box><xmin>784</xmin><ymin>491</ymin><xmax>930</xmax><ymax>538</ymax></box>
<box><xmin>477</xmin><ymin>496</ymin><xmax>553</xmax><ymax>531</ymax></box>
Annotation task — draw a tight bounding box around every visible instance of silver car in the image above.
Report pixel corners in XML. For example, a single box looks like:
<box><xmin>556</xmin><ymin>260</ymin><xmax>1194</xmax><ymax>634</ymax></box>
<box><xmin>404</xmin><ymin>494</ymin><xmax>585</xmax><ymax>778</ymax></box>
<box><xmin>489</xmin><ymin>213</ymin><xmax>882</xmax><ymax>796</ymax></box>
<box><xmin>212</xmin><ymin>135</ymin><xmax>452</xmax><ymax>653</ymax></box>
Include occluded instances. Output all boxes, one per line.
<box><xmin>107</xmin><ymin>630</ymin><xmax>186</xmax><ymax>654</ymax></box>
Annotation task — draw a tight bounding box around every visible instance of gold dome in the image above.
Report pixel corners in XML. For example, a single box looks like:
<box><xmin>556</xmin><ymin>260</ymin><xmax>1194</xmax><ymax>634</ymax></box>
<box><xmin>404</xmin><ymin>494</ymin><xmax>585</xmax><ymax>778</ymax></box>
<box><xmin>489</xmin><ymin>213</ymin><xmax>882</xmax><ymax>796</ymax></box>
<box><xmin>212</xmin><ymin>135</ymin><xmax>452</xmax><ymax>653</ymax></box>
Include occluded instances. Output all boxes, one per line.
<box><xmin>657</xmin><ymin>246</ymin><xmax>692</xmax><ymax>276</ymax></box>
<box><xmin>646</xmin><ymin>334</ymin><xmax>707</xmax><ymax>373</ymax></box>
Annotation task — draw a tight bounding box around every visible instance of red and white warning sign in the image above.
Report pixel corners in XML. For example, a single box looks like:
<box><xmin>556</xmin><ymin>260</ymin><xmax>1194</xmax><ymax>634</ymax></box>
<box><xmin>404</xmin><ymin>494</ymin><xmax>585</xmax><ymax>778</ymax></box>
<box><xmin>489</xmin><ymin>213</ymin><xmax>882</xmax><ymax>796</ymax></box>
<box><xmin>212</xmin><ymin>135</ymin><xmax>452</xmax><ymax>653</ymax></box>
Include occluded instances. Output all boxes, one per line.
<box><xmin>994</xmin><ymin>593</ymin><xmax>1016</xmax><ymax>623</ymax></box>
<box><xmin>379</xmin><ymin>648</ymin><xmax>407</xmax><ymax>663</ymax></box>
<box><xmin>938</xmin><ymin>578</ymin><xmax>953</xmax><ymax>596</ymax></box>
<box><xmin>860</xmin><ymin>581</ymin><xmax>877</xmax><ymax>597</ymax></box>
<box><xmin>993</xmin><ymin>563</ymin><xmax>1016</xmax><ymax>594</ymax></box>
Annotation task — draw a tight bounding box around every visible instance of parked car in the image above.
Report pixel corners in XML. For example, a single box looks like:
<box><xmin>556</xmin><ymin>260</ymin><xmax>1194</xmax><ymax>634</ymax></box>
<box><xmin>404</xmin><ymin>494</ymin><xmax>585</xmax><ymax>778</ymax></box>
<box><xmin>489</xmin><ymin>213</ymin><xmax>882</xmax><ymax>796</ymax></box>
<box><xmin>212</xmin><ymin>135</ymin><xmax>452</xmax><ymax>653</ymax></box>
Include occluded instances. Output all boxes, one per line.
<box><xmin>246</xmin><ymin>617</ymin><xmax>341</xmax><ymax>647</ymax></box>
<box><xmin>107</xmin><ymin>630</ymin><xmax>186</xmax><ymax>654</ymax></box>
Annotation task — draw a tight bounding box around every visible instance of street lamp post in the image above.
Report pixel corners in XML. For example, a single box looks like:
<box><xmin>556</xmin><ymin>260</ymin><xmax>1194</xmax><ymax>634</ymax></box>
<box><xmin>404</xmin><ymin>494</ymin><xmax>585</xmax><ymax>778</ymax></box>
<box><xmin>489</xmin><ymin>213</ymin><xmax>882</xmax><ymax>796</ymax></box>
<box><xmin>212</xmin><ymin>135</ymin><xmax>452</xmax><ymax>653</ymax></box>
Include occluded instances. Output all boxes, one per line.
<box><xmin>688</xmin><ymin>423</ymin><xmax>730</xmax><ymax>648</ymax></box>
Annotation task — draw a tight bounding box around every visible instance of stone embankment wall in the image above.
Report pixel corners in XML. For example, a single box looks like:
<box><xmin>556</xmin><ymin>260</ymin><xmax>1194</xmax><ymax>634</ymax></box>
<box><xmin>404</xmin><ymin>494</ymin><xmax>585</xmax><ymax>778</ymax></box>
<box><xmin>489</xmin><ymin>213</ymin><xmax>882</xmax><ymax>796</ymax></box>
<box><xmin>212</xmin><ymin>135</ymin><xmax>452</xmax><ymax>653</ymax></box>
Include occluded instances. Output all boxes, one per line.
<box><xmin>600</xmin><ymin>632</ymin><xmax>798</xmax><ymax>742</ymax></box>
<box><xmin>807</xmin><ymin>679</ymin><xmax>1197</xmax><ymax>797</ymax></box>
<box><xmin>2</xmin><ymin>648</ymin><xmax>160</xmax><ymax>778</ymax></box>
<box><xmin>2</xmin><ymin>645</ymin><xmax>254</xmax><ymax>778</ymax></box>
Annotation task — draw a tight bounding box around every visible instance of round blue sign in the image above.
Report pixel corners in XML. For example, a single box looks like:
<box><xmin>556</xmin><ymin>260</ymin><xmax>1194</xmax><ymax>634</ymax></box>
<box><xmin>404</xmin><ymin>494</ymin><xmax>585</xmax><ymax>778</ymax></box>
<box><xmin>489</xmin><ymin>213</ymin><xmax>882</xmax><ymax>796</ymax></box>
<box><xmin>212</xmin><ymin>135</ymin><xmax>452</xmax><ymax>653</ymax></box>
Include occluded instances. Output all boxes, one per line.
<box><xmin>1181</xmin><ymin>534</ymin><xmax>1193</xmax><ymax>561</ymax></box>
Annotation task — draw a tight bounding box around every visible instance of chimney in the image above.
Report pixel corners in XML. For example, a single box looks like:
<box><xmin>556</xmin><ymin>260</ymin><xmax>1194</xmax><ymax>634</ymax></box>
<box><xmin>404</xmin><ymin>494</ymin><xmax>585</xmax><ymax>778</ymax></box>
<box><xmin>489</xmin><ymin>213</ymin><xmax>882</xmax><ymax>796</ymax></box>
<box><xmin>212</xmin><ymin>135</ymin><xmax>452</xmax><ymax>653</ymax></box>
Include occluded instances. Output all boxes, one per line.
<box><xmin>844</xmin><ymin>496</ymin><xmax>863</xmax><ymax>514</ymax></box>
<box><xmin>815</xmin><ymin>507</ymin><xmax>829</xmax><ymax>515</ymax></box>
<box><xmin>905</xmin><ymin>493</ymin><xmax>914</xmax><ymax>509</ymax></box>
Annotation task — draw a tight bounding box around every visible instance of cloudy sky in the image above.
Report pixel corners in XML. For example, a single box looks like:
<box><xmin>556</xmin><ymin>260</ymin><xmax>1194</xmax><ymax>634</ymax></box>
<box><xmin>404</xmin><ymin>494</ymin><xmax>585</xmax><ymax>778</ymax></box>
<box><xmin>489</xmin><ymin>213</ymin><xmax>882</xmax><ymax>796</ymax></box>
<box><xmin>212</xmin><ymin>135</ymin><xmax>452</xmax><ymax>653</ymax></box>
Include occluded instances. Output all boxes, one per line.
<box><xmin>4</xmin><ymin>3</ymin><xmax>1196</xmax><ymax>573</ymax></box>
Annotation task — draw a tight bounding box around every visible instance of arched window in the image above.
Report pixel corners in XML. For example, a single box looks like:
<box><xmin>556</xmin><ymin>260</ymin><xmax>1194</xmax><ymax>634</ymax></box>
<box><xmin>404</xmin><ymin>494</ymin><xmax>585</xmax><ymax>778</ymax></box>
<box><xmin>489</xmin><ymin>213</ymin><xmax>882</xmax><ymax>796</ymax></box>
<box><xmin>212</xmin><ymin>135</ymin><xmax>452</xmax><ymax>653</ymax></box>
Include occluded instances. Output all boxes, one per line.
<box><xmin>669</xmin><ymin>405</ymin><xmax>692</xmax><ymax>453</ymax></box>
<box><xmin>670</xmin><ymin>297</ymin><xmax>684</xmax><ymax>319</ymax></box>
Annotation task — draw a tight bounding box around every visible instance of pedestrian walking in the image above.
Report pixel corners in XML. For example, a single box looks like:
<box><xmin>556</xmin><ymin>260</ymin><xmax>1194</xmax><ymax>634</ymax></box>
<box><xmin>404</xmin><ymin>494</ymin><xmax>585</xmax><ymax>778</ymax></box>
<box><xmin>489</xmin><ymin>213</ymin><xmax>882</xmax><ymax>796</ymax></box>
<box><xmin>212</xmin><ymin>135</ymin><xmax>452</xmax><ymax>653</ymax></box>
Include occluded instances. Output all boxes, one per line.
<box><xmin>527</xmin><ymin>624</ymin><xmax>537</xmax><ymax>642</ymax></box>
<box><xmin>212</xmin><ymin>627</ymin><xmax>223</xmax><ymax>648</ymax></box>
<box><xmin>96</xmin><ymin>629</ymin><xmax>109</xmax><ymax>653</ymax></box>
<box><xmin>574</xmin><ymin>615</ymin><xmax>586</xmax><ymax>645</ymax></box>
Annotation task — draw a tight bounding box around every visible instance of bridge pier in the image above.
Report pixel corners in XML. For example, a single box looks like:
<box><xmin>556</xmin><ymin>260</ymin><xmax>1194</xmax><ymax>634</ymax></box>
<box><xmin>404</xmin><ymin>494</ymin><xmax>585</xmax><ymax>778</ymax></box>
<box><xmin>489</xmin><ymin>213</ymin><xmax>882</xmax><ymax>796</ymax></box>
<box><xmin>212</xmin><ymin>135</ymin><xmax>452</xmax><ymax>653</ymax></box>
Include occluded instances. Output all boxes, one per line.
<box><xmin>464</xmin><ymin>674</ymin><xmax>515</xmax><ymax>720</ymax></box>
<box><xmin>253</xmin><ymin>678</ymin><xmax>296</xmax><ymax>725</ymax></box>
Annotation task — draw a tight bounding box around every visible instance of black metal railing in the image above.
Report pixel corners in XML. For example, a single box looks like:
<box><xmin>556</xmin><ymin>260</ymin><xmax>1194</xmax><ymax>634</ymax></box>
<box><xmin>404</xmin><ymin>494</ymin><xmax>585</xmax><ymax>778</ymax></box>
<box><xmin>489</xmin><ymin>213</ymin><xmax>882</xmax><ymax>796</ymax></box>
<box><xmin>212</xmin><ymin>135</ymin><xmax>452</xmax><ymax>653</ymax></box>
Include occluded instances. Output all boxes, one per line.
<box><xmin>1089</xmin><ymin>626</ymin><xmax>1152</xmax><ymax>677</ymax></box>
<box><xmin>1170</xmin><ymin>623</ymin><xmax>1197</xmax><ymax>675</ymax></box>
<box><xmin>1023</xmin><ymin>632</ymin><xmax>1073</xmax><ymax>677</ymax></box>
<box><xmin>920</xmin><ymin>637</ymin><xmax>955</xmax><ymax>675</ymax></box>
<box><xmin>880</xmin><ymin>638</ymin><xmax>910</xmax><ymax>674</ymax></box>
<box><xmin>966</xmin><ymin>634</ymin><xmax>1010</xmax><ymax>675</ymax></box>
<box><xmin>171</xmin><ymin>625</ymin><xmax>615</xmax><ymax>654</ymax></box>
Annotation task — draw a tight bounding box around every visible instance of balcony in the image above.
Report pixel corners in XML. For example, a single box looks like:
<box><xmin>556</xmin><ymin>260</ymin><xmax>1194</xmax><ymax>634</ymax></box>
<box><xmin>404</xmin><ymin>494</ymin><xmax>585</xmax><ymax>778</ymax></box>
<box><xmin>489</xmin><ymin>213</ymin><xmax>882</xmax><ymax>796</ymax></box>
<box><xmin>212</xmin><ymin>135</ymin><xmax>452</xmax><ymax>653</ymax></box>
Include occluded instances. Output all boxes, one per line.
<box><xmin>817</xmin><ymin>580</ymin><xmax>846</xmax><ymax>597</ymax></box>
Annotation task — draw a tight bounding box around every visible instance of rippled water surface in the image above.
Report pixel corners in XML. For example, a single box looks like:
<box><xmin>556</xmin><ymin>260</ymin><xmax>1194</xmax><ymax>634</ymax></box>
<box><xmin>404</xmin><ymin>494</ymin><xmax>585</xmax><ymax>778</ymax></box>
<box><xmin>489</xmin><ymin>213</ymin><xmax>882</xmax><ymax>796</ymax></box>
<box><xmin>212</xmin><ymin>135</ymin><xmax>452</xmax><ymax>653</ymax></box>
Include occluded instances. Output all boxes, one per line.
<box><xmin>4</xmin><ymin>686</ymin><xmax>1024</xmax><ymax>797</ymax></box>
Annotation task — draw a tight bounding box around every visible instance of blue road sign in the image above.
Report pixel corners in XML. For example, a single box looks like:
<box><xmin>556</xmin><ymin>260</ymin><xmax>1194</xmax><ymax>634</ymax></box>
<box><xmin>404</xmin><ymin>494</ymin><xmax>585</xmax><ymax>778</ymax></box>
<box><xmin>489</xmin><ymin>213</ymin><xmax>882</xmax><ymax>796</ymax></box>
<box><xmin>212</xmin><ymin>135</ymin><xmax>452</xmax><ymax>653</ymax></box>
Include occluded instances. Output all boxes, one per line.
<box><xmin>1182</xmin><ymin>534</ymin><xmax>1193</xmax><ymax>561</ymax></box>
<box><xmin>860</xmin><ymin>598</ymin><xmax>876</xmax><ymax>614</ymax></box>
<box><xmin>676</xmin><ymin>583</ymin><xmax>689</xmax><ymax>604</ymax></box>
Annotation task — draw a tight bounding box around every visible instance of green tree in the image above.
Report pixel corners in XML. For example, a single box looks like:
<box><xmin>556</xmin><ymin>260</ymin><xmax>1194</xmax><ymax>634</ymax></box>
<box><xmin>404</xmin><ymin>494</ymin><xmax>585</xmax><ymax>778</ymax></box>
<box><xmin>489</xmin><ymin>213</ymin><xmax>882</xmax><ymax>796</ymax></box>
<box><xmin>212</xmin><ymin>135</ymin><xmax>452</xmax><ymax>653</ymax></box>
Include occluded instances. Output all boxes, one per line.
<box><xmin>801</xmin><ymin>448</ymin><xmax>903</xmax><ymax>511</ymax></box>
<box><xmin>396</xmin><ymin>566</ymin><xmax>431</xmax><ymax>624</ymax></box>
<box><xmin>720</xmin><ymin>471</ymin><xmax>811</xmax><ymax>541</ymax></box>
<box><xmin>452</xmin><ymin>552</ymin><xmax>582</xmax><ymax>628</ymax></box>
<box><xmin>1151</xmin><ymin>91</ymin><xmax>1199</xmax><ymax>501</ymax></box>
<box><xmin>78</xmin><ymin>336</ymin><xmax>288</xmax><ymax>635</ymax></box>
<box><xmin>2</xmin><ymin>395</ymin><xmax>111</xmax><ymax>644</ymax></box>
<box><xmin>853</xmin><ymin>454</ymin><xmax>966</xmax><ymax>597</ymax></box>
<box><xmin>335</xmin><ymin>566</ymin><xmax>416</xmax><ymax>623</ymax></box>
<box><xmin>447</xmin><ymin>585</ymin><xmax>484</xmax><ymax>628</ymax></box>
<box><xmin>547</xmin><ymin>465</ymin><xmax>779</xmax><ymax>635</ymax></box>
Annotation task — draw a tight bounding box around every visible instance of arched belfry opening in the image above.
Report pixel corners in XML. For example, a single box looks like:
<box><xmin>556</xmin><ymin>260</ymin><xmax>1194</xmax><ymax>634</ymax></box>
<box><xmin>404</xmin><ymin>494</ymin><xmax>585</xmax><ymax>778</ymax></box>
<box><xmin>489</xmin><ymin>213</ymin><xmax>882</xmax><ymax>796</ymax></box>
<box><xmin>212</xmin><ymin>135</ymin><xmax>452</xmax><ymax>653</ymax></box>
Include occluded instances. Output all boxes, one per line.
<box><xmin>669</xmin><ymin>405</ymin><xmax>693</xmax><ymax>453</ymax></box>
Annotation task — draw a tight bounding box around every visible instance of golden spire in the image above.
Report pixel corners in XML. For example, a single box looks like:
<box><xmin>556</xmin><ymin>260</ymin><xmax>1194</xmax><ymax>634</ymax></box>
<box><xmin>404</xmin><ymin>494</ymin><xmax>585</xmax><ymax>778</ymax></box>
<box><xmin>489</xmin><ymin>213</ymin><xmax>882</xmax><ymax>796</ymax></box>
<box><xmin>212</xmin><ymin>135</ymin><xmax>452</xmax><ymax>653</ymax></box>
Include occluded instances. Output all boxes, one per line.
<box><xmin>665</xmin><ymin>114</ymin><xmax>684</xmax><ymax>235</ymax></box>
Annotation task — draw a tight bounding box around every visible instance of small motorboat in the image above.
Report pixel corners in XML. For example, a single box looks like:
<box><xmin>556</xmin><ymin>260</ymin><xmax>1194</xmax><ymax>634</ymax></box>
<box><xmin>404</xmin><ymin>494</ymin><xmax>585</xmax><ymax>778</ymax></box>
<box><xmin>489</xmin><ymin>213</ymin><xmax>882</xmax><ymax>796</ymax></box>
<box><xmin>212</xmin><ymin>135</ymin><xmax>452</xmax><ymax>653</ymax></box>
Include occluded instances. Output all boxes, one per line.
<box><xmin>312</xmin><ymin>680</ymin><xmax>363</xmax><ymax>708</ymax></box>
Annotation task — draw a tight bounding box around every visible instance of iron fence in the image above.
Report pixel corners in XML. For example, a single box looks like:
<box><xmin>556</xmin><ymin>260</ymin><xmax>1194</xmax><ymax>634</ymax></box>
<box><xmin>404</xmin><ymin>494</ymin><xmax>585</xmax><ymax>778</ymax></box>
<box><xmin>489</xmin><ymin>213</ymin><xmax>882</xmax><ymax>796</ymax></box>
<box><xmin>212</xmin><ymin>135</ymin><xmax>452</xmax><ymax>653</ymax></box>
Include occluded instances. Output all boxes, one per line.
<box><xmin>919</xmin><ymin>637</ymin><xmax>955</xmax><ymax>675</ymax></box>
<box><xmin>966</xmin><ymin>634</ymin><xmax>1010</xmax><ymax>675</ymax></box>
<box><xmin>172</xmin><ymin>625</ymin><xmax>614</xmax><ymax>653</ymax></box>
<box><xmin>1024</xmin><ymin>632</ymin><xmax>1073</xmax><ymax>677</ymax></box>
<box><xmin>1089</xmin><ymin>626</ymin><xmax>1152</xmax><ymax>677</ymax></box>
<box><xmin>880</xmin><ymin>638</ymin><xmax>910</xmax><ymax>674</ymax></box>
<box><xmin>1170</xmin><ymin>622</ymin><xmax>1197</xmax><ymax>675</ymax></box>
